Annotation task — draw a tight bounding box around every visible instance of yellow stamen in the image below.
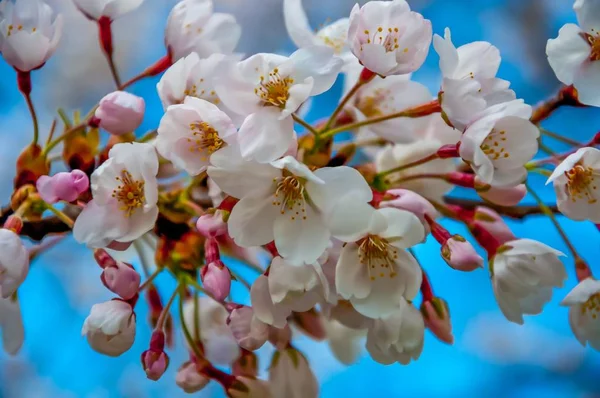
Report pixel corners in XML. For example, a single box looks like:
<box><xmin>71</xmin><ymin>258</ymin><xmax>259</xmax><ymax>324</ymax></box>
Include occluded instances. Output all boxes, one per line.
<box><xmin>112</xmin><ymin>170</ymin><xmax>145</xmax><ymax>217</ymax></box>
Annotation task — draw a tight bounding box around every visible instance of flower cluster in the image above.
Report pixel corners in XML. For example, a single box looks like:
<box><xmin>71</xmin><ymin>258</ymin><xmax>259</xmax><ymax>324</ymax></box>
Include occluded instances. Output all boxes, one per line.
<box><xmin>1</xmin><ymin>0</ymin><xmax>600</xmax><ymax>396</ymax></box>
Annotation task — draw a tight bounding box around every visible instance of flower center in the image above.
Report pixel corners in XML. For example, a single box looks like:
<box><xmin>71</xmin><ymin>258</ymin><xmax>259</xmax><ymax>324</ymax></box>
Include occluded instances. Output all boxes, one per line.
<box><xmin>581</xmin><ymin>293</ymin><xmax>600</xmax><ymax>319</ymax></box>
<box><xmin>357</xmin><ymin>235</ymin><xmax>398</xmax><ymax>280</ymax></box>
<box><xmin>565</xmin><ymin>164</ymin><xmax>598</xmax><ymax>204</ymax></box>
<box><xmin>272</xmin><ymin>173</ymin><xmax>307</xmax><ymax>220</ymax></box>
<box><xmin>112</xmin><ymin>170</ymin><xmax>145</xmax><ymax>217</ymax></box>
<box><xmin>184</xmin><ymin>80</ymin><xmax>221</xmax><ymax>105</ymax></box>
<box><xmin>480</xmin><ymin>129</ymin><xmax>509</xmax><ymax>160</ymax></box>
<box><xmin>362</xmin><ymin>27</ymin><xmax>404</xmax><ymax>53</ymax></box>
<box><xmin>584</xmin><ymin>32</ymin><xmax>600</xmax><ymax>61</ymax></box>
<box><xmin>187</xmin><ymin>121</ymin><xmax>224</xmax><ymax>159</ymax></box>
<box><xmin>6</xmin><ymin>24</ymin><xmax>34</xmax><ymax>37</ymax></box>
<box><xmin>356</xmin><ymin>88</ymin><xmax>394</xmax><ymax>118</ymax></box>
<box><xmin>255</xmin><ymin>68</ymin><xmax>293</xmax><ymax>108</ymax></box>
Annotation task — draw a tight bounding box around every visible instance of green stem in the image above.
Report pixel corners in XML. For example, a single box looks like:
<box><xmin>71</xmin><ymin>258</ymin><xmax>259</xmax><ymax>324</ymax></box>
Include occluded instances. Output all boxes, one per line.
<box><xmin>292</xmin><ymin>114</ymin><xmax>318</xmax><ymax>136</ymax></box>
<box><xmin>376</xmin><ymin>153</ymin><xmax>440</xmax><ymax>179</ymax></box>
<box><xmin>321</xmin><ymin>77</ymin><xmax>368</xmax><ymax>132</ymax></box>
<box><xmin>156</xmin><ymin>284</ymin><xmax>180</xmax><ymax>329</ymax></box>
<box><xmin>179</xmin><ymin>284</ymin><xmax>204</xmax><ymax>360</ymax></box>
<box><xmin>525</xmin><ymin>182</ymin><xmax>581</xmax><ymax>260</ymax></box>
<box><xmin>43</xmin><ymin>122</ymin><xmax>86</xmax><ymax>156</ymax></box>
<box><xmin>539</xmin><ymin>127</ymin><xmax>581</xmax><ymax>147</ymax></box>
<box><xmin>25</xmin><ymin>94</ymin><xmax>39</xmax><ymax>146</ymax></box>
<box><xmin>138</xmin><ymin>267</ymin><xmax>163</xmax><ymax>291</ymax></box>
<box><xmin>44</xmin><ymin>204</ymin><xmax>74</xmax><ymax>228</ymax></box>
<box><xmin>193</xmin><ymin>292</ymin><xmax>201</xmax><ymax>343</ymax></box>
<box><xmin>57</xmin><ymin>108</ymin><xmax>72</xmax><ymax>129</ymax></box>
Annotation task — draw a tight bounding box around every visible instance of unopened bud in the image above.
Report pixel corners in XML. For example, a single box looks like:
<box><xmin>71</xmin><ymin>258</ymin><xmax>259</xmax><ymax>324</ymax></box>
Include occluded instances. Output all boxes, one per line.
<box><xmin>472</xmin><ymin>207</ymin><xmax>516</xmax><ymax>245</ymax></box>
<box><xmin>421</xmin><ymin>298</ymin><xmax>453</xmax><ymax>344</ymax></box>
<box><xmin>441</xmin><ymin>235</ymin><xmax>483</xmax><ymax>272</ymax></box>
<box><xmin>477</xmin><ymin>182</ymin><xmax>526</xmax><ymax>206</ymax></box>
<box><xmin>101</xmin><ymin>261</ymin><xmax>141</xmax><ymax>300</ymax></box>
<box><xmin>196</xmin><ymin>211</ymin><xmax>227</xmax><ymax>238</ymax></box>
<box><xmin>176</xmin><ymin>362</ymin><xmax>210</xmax><ymax>393</ymax></box>
<box><xmin>228</xmin><ymin>306</ymin><xmax>269</xmax><ymax>351</ymax></box>
<box><xmin>201</xmin><ymin>261</ymin><xmax>231</xmax><ymax>302</ymax></box>
<box><xmin>95</xmin><ymin>91</ymin><xmax>145</xmax><ymax>135</ymax></box>
<box><xmin>380</xmin><ymin>189</ymin><xmax>437</xmax><ymax>231</ymax></box>
<box><xmin>141</xmin><ymin>330</ymin><xmax>169</xmax><ymax>381</ymax></box>
<box><xmin>36</xmin><ymin>170</ymin><xmax>89</xmax><ymax>204</ymax></box>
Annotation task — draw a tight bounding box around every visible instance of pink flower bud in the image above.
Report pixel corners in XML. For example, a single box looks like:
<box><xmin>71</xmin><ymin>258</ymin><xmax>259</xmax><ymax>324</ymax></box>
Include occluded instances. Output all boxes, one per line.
<box><xmin>176</xmin><ymin>362</ymin><xmax>210</xmax><ymax>393</ymax></box>
<box><xmin>95</xmin><ymin>91</ymin><xmax>145</xmax><ymax>135</ymax></box>
<box><xmin>141</xmin><ymin>330</ymin><xmax>169</xmax><ymax>381</ymax></box>
<box><xmin>228</xmin><ymin>306</ymin><xmax>269</xmax><ymax>351</ymax></box>
<box><xmin>477</xmin><ymin>182</ymin><xmax>527</xmax><ymax>206</ymax></box>
<box><xmin>36</xmin><ymin>170</ymin><xmax>89</xmax><ymax>203</ymax></box>
<box><xmin>196</xmin><ymin>211</ymin><xmax>228</xmax><ymax>238</ymax></box>
<box><xmin>101</xmin><ymin>261</ymin><xmax>141</xmax><ymax>300</ymax></box>
<box><xmin>380</xmin><ymin>189</ymin><xmax>437</xmax><ymax>231</ymax></box>
<box><xmin>204</xmin><ymin>237</ymin><xmax>221</xmax><ymax>264</ymax></box>
<box><xmin>441</xmin><ymin>235</ymin><xmax>483</xmax><ymax>272</ymax></box>
<box><xmin>421</xmin><ymin>298</ymin><xmax>453</xmax><ymax>344</ymax></box>
<box><xmin>201</xmin><ymin>261</ymin><xmax>231</xmax><ymax>301</ymax></box>
<box><xmin>473</xmin><ymin>207</ymin><xmax>516</xmax><ymax>245</ymax></box>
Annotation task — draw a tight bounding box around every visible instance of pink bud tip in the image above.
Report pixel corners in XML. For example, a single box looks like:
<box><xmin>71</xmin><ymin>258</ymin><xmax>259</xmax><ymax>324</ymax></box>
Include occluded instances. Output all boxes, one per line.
<box><xmin>380</xmin><ymin>189</ymin><xmax>437</xmax><ymax>229</ymax></box>
<box><xmin>421</xmin><ymin>299</ymin><xmax>454</xmax><ymax>345</ymax></box>
<box><xmin>101</xmin><ymin>261</ymin><xmax>141</xmax><ymax>300</ymax></box>
<box><xmin>477</xmin><ymin>182</ymin><xmax>527</xmax><ymax>206</ymax></box>
<box><xmin>95</xmin><ymin>91</ymin><xmax>145</xmax><ymax>135</ymax></box>
<box><xmin>201</xmin><ymin>261</ymin><xmax>231</xmax><ymax>301</ymax></box>
<box><xmin>196</xmin><ymin>211</ymin><xmax>227</xmax><ymax>238</ymax></box>
<box><xmin>142</xmin><ymin>349</ymin><xmax>169</xmax><ymax>381</ymax></box>
<box><xmin>472</xmin><ymin>207</ymin><xmax>516</xmax><ymax>245</ymax></box>
<box><xmin>441</xmin><ymin>235</ymin><xmax>483</xmax><ymax>272</ymax></box>
<box><xmin>36</xmin><ymin>170</ymin><xmax>89</xmax><ymax>204</ymax></box>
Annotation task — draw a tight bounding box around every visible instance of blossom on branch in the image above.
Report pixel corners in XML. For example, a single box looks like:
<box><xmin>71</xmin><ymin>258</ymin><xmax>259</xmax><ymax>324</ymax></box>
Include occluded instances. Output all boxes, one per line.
<box><xmin>561</xmin><ymin>277</ymin><xmax>600</xmax><ymax>350</ymax></box>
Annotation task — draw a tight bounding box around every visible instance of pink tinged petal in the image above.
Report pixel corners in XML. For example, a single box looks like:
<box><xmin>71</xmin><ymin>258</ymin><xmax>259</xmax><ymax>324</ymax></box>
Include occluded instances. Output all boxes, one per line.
<box><xmin>282</xmin><ymin>78</ymin><xmax>313</xmax><ymax>118</ymax></box>
<box><xmin>283</xmin><ymin>0</ymin><xmax>319</xmax><ymax>48</ymax></box>
<box><xmin>546</xmin><ymin>23</ymin><xmax>590</xmax><ymax>85</ymax></box>
<box><xmin>101</xmin><ymin>262</ymin><xmax>141</xmax><ymax>300</ymax></box>
<box><xmin>273</xmin><ymin>205</ymin><xmax>330</xmax><ymax>265</ymax></box>
<box><xmin>358</xmin><ymin>43</ymin><xmax>398</xmax><ymax>76</ymax></box>
<box><xmin>96</xmin><ymin>91</ymin><xmax>145</xmax><ymax>135</ymax></box>
<box><xmin>251</xmin><ymin>275</ymin><xmax>289</xmax><ymax>328</ymax></box>
<box><xmin>72</xmin><ymin>199</ymin><xmax>129</xmax><ymax>248</ymax></box>
<box><xmin>574</xmin><ymin>60</ymin><xmax>600</xmax><ymax>106</ymax></box>
<box><xmin>268</xmin><ymin>257</ymin><xmax>319</xmax><ymax>302</ymax></box>
<box><xmin>36</xmin><ymin>175</ymin><xmax>58</xmax><ymax>203</ymax></box>
<box><xmin>237</xmin><ymin>109</ymin><xmax>296</xmax><ymax>163</ymax></box>
<box><xmin>478</xmin><ymin>184</ymin><xmax>527</xmax><ymax>206</ymax></box>
<box><xmin>433</xmin><ymin>28</ymin><xmax>459</xmax><ymax>77</ymax></box>
<box><xmin>288</xmin><ymin>46</ymin><xmax>344</xmax><ymax>95</ymax></box>
<box><xmin>503</xmin><ymin>238</ymin><xmax>565</xmax><ymax>257</ymax></box>
<box><xmin>328</xmin><ymin>197</ymin><xmax>377</xmax><ymax>242</ymax></box>
<box><xmin>227</xmin><ymin>192</ymin><xmax>279</xmax><ymax>247</ymax></box>
<box><xmin>117</xmin><ymin>205</ymin><xmax>159</xmax><ymax>243</ymax></box>
<box><xmin>575</xmin><ymin>0</ymin><xmax>600</xmax><ymax>34</ymax></box>
<box><xmin>335</xmin><ymin>243</ymin><xmax>372</xmax><ymax>300</ymax></box>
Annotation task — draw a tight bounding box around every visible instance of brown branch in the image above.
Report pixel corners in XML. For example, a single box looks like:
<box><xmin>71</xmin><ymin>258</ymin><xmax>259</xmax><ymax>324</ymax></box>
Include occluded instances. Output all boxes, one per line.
<box><xmin>443</xmin><ymin>196</ymin><xmax>559</xmax><ymax>219</ymax></box>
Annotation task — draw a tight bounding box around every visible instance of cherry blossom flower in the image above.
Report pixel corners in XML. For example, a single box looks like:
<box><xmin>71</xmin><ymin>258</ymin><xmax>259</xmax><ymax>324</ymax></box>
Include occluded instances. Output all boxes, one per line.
<box><xmin>165</xmin><ymin>0</ymin><xmax>241</xmax><ymax>62</ymax></box>
<box><xmin>176</xmin><ymin>362</ymin><xmax>210</xmax><ymax>393</ymax></box>
<box><xmin>251</xmin><ymin>257</ymin><xmax>329</xmax><ymax>328</ymax></box>
<box><xmin>228</xmin><ymin>306</ymin><xmax>269</xmax><ymax>351</ymax></box>
<box><xmin>441</xmin><ymin>235</ymin><xmax>483</xmax><ymax>272</ymax></box>
<box><xmin>100</xmin><ymin>261</ymin><xmax>140</xmax><ymax>300</ymax></box>
<box><xmin>82</xmin><ymin>299</ymin><xmax>136</xmax><ymax>356</ymax></box>
<box><xmin>335</xmin><ymin>206</ymin><xmax>424</xmax><ymax>318</ymax></box>
<box><xmin>214</xmin><ymin>47</ymin><xmax>343</xmax><ymax>163</ymax></box>
<box><xmin>283</xmin><ymin>0</ymin><xmax>352</xmax><ymax>64</ymax></box>
<box><xmin>421</xmin><ymin>297</ymin><xmax>453</xmax><ymax>344</ymax></box>
<box><xmin>208</xmin><ymin>151</ymin><xmax>371</xmax><ymax>265</ymax></box>
<box><xmin>472</xmin><ymin>207</ymin><xmax>516</xmax><ymax>245</ymax></box>
<box><xmin>36</xmin><ymin>170</ymin><xmax>89</xmax><ymax>203</ymax></box>
<box><xmin>459</xmin><ymin>100</ymin><xmax>538</xmax><ymax>187</ymax></box>
<box><xmin>72</xmin><ymin>0</ymin><xmax>143</xmax><ymax>20</ymax></box>
<box><xmin>547</xmin><ymin>147</ymin><xmax>600</xmax><ymax>223</ymax></box>
<box><xmin>376</xmin><ymin>139</ymin><xmax>457</xmax><ymax>201</ymax></box>
<box><xmin>196</xmin><ymin>210</ymin><xmax>227</xmax><ymax>237</ymax></box>
<box><xmin>156</xmin><ymin>52</ymin><xmax>241</xmax><ymax>121</ymax></box>
<box><xmin>346</xmin><ymin>77</ymin><xmax>434</xmax><ymax>142</ymax></box>
<box><xmin>95</xmin><ymin>91</ymin><xmax>145</xmax><ymax>136</ymax></box>
<box><xmin>73</xmin><ymin>143</ymin><xmax>159</xmax><ymax>248</ymax></box>
<box><xmin>366</xmin><ymin>297</ymin><xmax>425</xmax><ymax>365</ymax></box>
<box><xmin>324</xmin><ymin>319</ymin><xmax>366</xmax><ymax>365</ymax></box>
<box><xmin>491</xmin><ymin>239</ymin><xmax>567</xmax><ymax>324</ymax></box>
<box><xmin>0</xmin><ymin>296</ymin><xmax>24</xmax><ymax>355</ymax></box>
<box><xmin>546</xmin><ymin>0</ymin><xmax>600</xmax><ymax>106</ymax></box>
<box><xmin>347</xmin><ymin>0</ymin><xmax>432</xmax><ymax>76</ymax></box>
<box><xmin>0</xmin><ymin>0</ymin><xmax>63</xmax><ymax>72</ymax></box>
<box><xmin>0</xmin><ymin>229</ymin><xmax>28</xmax><ymax>298</ymax></box>
<box><xmin>156</xmin><ymin>96</ymin><xmax>237</xmax><ymax>175</ymax></box>
<box><xmin>269</xmin><ymin>347</ymin><xmax>319</xmax><ymax>398</ymax></box>
<box><xmin>183</xmin><ymin>296</ymin><xmax>240</xmax><ymax>365</ymax></box>
<box><xmin>561</xmin><ymin>277</ymin><xmax>600</xmax><ymax>350</ymax></box>
<box><xmin>434</xmin><ymin>28</ymin><xmax>515</xmax><ymax>130</ymax></box>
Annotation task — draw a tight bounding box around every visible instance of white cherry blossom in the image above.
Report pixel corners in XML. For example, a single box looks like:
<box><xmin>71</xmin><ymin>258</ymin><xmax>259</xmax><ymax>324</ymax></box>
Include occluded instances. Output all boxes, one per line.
<box><xmin>72</xmin><ymin>0</ymin><xmax>143</xmax><ymax>20</ymax></box>
<box><xmin>547</xmin><ymin>147</ymin><xmax>600</xmax><ymax>223</ymax></box>
<box><xmin>366</xmin><ymin>297</ymin><xmax>424</xmax><ymax>365</ymax></box>
<box><xmin>434</xmin><ymin>28</ymin><xmax>515</xmax><ymax>130</ymax></box>
<box><xmin>324</xmin><ymin>319</ymin><xmax>366</xmax><ymax>365</ymax></box>
<box><xmin>208</xmin><ymin>149</ymin><xmax>371</xmax><ymax>265</ymax></box>
<box><xmin>269</xmin><ymin>347</ymin><xmax>319</xmax><ymax>398</ymax></box>
<box><xmin>82</xmin><ymin>300</ymin><xmax>136</xmax><ymax>357</ymax></box>
<box><xmin>0</xmin><ymin>296</ymin><xmax>24</xmax><ymax>355</ymax></box>
<box><xmin>335</xmin><ymin>206</ymin><xmax>424</xmax><ymax>319</ymax></box>
<box><xmin>283</xmin><ymin>0</ymin><xmax>352</xmax><ymax>65</ymax></box>
<box><xmin>347</xmin><ymin>0</ymin><xmax>432</xmax><ymax>76</ymax></box>
<box><xmin>561</xmin><ymin>277</ymin><xmax>600</xmax><ymax>350</ymax></box>
<box><xmin>0</xmin><ymin>0</ymin><xmax>63</xmax><ymax>72</ymax></box>
<box><xmin>156</xmin><ymin>96</ymin><xmax>237</xmax><ymax>175</ymax></box>
<box><xmin>73</xmin><ymin>142</ymin><xmax>159</xmax><ymax>248</ymax></box>
<box><xmin>0</xmin><ymin>228</ymin><xmax>28</xmax><ymax>298</ymax></box>
<box><xmin>459</xmin><ymin>100</ymin><xmax>538</xmax><ymax>187</ymax></box>
<box><xmin>228</xmin><ymin>306</ymin><xmax>269</xmax><ymax>351</ymax></box>
<box><xmin>215</xmin><ymin>47</ymin><xmax>342</xmax><ymax>162</ymax></box>
<box><xmin>376</xmin><ymin>139</ymin><xmax>457</xmax><ymax>202</ymax></box>
<box><xmin>546</xmin><ymin>0</ymin><xmax>600</xmax><ymax>106</ymax></box>
<box><xmin>491</xmin><ymin>239</ymin><xmax>567</xmax><ymax>324</ymax></box>
<box><xmin>165</xmin><ymin>0</ymin><xmax>241</xmax><ymax>62</ymax></box>
<box><xmin>183</xmin><ymin>296</ymin><xmax>240</xmax><ymax>365</ymax></box>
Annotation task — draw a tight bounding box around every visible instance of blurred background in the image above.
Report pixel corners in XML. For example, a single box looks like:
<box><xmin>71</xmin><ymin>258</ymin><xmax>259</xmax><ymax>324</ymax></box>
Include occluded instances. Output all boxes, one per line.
<box><xmin>1</xmin><ymin>0</ymin><xmax>599</xmax><ymax>397</ymax></box>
